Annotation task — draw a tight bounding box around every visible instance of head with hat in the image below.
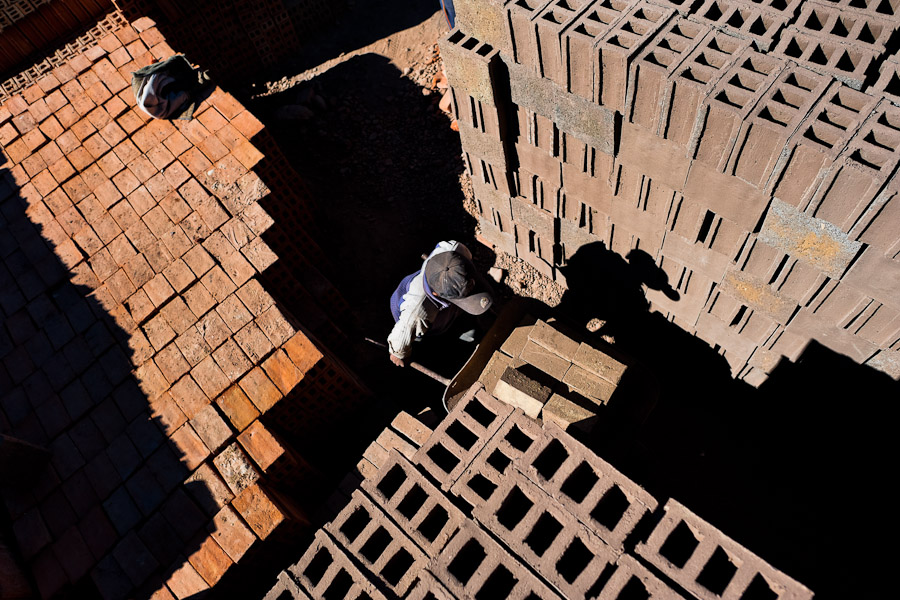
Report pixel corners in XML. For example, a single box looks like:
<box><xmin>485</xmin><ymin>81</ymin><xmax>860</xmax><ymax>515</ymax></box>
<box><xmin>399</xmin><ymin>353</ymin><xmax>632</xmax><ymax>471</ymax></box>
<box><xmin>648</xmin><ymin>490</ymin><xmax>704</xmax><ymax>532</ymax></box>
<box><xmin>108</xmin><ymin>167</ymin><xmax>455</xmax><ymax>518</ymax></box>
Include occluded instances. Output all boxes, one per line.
<box><xmin>424</xmin><ymin>251</ymin><xmax>494</xmax><ymax>315</ymax></box>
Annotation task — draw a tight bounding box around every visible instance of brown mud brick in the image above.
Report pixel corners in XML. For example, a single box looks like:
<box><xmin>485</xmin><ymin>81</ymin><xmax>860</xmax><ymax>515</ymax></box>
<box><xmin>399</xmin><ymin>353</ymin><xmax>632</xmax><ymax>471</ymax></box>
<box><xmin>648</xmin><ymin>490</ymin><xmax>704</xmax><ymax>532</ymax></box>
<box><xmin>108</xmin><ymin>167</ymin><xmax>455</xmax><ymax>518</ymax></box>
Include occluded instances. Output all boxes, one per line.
<box><xmin>160</xmin><ymin>297</ymin><xmax>196</xmax><ymax>335</ymax></box>
<box><xmin>156</xmin><ymin>342</ymin><xmax>191</xmax><ymax>383</ymax></box>
<box><xmin>165</xmin><ymin>559</ymin><xmax>209</xmax><ymax>599</ymax></box>
<box><xmin>474</xmin><ymin>467</ymin><xmax>619</xmax><ymax>599</ymax></box>
<box><xmin>364</xmin><ymin>450</ymin><xmax>467</xmax><ymax>557</ymax></box>
<box><xmin>94</xmin><ymin>178</ymin><xmax>123</xmax><ymax>209</ymax></box>
<box><xmin>185</xmin><ymin>463</ymin><xmax>235</xmax><ymax>519</ymax></box>
<box><xmin>170</xmin><ymin>375</ymin><xmax>210</xmax><ymax>420</ymax></box>
<box><xmin>170</xmin><ymin>423</ymin><xmax>211</xmax><ymax>471</ymax></box>
<box><xmin>12</xmin><ymin>111</ymin><xmax>37</xmax><ymax>135</ymax></box>
<box><xmin>216</xmin><ymin>294</ymin><xmax>253</xmax><ymax>333</ymax></box>
<box><xmin>145</xmin><ymin>240</ymin><xmax>175</xmax><ymax>273</ymax></box>
<box><xmin>209</xmin><ymin>505</ymin><xmax>256</xmax><ymax>564</ymax></box>
<box><xmin>262</xmin><ymin>349</ymin><xmax>301</xmax><ymax>394</ymax></box>
<box><xmin>325</xmin><ymin>489</ymin><xmax>426</xmax><ymax>595</ymax></box>
<box><xmin>239</xmin><ymin>367</ymin><xmax>283</xmax><ymax>413</ymax></box>
<box><xmin>144</xmin><ymin>312</ymin><xmax>176</xmax><ymax>350</ymax></box>
<box><xmin>145</xmin><ymin>172</ymin><xmax>174</xmax><ymax>201</ymax></box>
<box><xmin>257</xmin><ymin>306</ymin><xmax>296</xmax><ymax>347</ymax></box>
<box><xmin>114</xmin><ymin>139</ymin><xmax>142</xmax><ymax>166</ymax></box>
<box><xmin>520</xmin><ymin>422</ymin><xmax>657</xmax><ymax>550</ymax></box>
<box><xmin>493</xmin><ymin>366</ymin><xmax>552</xmax><ymax>418</ymax></box>
<box><xmin>289</xmin><ymin>530</ymin><xmax>387</xmax><ymax>600</ymax></box>
<box><xmin>220</xmin><ymin>250</ymin><xmax>256</xmax><ymax>286</ymax></box>
<box><xmin>231</xmin><ymin>110</ymin><xmax>265</xmax><ymax>139</ymax></box>
<box><xmin>183</xmin><ymin>281</ymin><xmax>216</xmax><ymax>318</ymax></box>
<box><xmin>636</xmin><ymin>499</ymin><xmax>813</xmax><ymax>600</ymax></box>
<box><xmin>433</xmin><ymin>519</ymin><xmax>561</xmax><ymax>599</ymax></box>
<box><xmin>414</xmin><ymin>383</ymin><xmax>514</xmax><ymax>490</ymax></box>
<box><xmin>22</xmin><ymin>153</ymin><xmax>48</xmax><ymax>178</ymax></box>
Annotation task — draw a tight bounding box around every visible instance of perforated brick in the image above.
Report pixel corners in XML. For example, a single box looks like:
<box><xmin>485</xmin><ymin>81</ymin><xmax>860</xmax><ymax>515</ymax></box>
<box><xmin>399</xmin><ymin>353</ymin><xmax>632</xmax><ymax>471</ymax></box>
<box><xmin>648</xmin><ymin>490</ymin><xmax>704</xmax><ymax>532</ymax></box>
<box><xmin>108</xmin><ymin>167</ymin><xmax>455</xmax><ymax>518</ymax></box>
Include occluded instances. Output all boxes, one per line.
<box><xmin>516</xmin><ymin>422</ymin><xmax>657</xmax><ymax>549</ymax></box>
<box><xmin>774</xmin><ymin>29</ymin><xmax>875</xmax><ymax>90</ymax></box>
<box><xmin>324</xmin><ymin>490</ymin><xmax>427</xmax><ymax>596</ymax></box>
<box><xmin>288</xmin><ymin>530</ymin><xmax>388</xmax><ymax>600</ymax></box>
<box><xmin>431</xmin><ymin>520</ymin><xmax>563</xmax><ymax>599</ymax></box>
<box><xmin>474</xmin><ymin>467</ymin><xmax>619</xmax><ymax>598</ymax></box>
<box><xmin>692</xmin><ymin>0</ymin><xmax>790</xmax><ymax>50</ymax></box>
<box><xmin>362</xmin><ymin>450</ymin><xmax>466</xmax><ymax>557</ymax></box>
<box><xmin>810</xmin><ymin>99</ymin><xmax>900</xmax><ymax>233</ymax></box>
<box><xmin>405</xmin><ymin>569</ymin><xmax>456</xmax><ymax>600</ymax></box>
<box><xmin>413</xmin><ymin>383</ymin><xmax>514</xmax><ymax>490</ymax></box>
<box><xmin>563</xmin><ymin>0</ymin><xmax>635</xmax><ymax>99</ymax></box>
<box><xmin>626</xmin><ymin>18</ymin><xmax>709</xmax><ymax>133</ymax></box>
<box><xmin>596</xmin><ymin>554</ymin><xmax>686</xmax><ymax>599</ymax></box>
<box><xmin>450</xmin><ymin>409</ymin><xmax>542</xmax><ymax>509</ymax></box>
<box><xmin>534</xmin><ymin>0</ymin><xmax>598</xmax><ymax>86</ymax></box>
<box><xmin>263</xmin><ymin>570</ymin><xmax>310</xmax><ymax>599</ymax></box>
<box><xmin>635</xmin><ymin>499</ymin><xmax>814</xmax><ymax>600</ymax></box>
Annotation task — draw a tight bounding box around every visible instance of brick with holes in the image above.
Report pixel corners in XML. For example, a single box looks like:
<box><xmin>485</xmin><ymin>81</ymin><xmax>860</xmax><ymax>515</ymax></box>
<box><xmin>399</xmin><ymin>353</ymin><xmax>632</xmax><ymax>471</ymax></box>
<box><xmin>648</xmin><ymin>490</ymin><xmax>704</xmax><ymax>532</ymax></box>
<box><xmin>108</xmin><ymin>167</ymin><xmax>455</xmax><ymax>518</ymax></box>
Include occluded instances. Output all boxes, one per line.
<box><xmin>534</xmin><ymin>0</ymin><xmax>596</xmax><ymax>87</ymax></box>
<box><xmin>475</xmin><ymin>466</ymin><xmax>619</xmax><ymax>598</ymax></box>
<box><xmin>766</xmin><ymin>82</ymin><xmax>878</xmax><ymax>208</ymax></box>
<box><xmin>431</xmin><ymin>519</ymin><xmax>563</xmax><ymax>599</ymax></box>
<box><xmin>810</xmin><ymin>99</ymin><xmax>900</xmax><ymax>233</ymax></box>
<box><xmin>288</xmin><ymin>530</ymin><xmax>388</xmax><ymax>600</ymax></box>
<box><xmin>413</xmin><ymin>382</ymin><xmax>513</xmax><ymax>490</ymax></box>
<box><xmin>362</xmin><ymin>450</ymin><xmax>466</xmax><ymax>557</ymax></box>
<box><xmin>405</xmin><ymin>568</ymin><xmax>456</xmax><ymax>600</ymax></box>
<box><xmin>516</xmin><ymin>421</ymin><xmax>657</xmax><ymax>550</ymax></box>
<box><xmin>626</xmin><ymin>18</ymin><xmax>709</xmax><ymax>133</ymax></box>
<box><xmin>562</xmin><ymin>0</ymin><xmax>633</xmax><ymax>100</ymax></box>
<box><xmin>773</xmin><ymin>29</ymin><xmax>876</xmax><ymax>90</ymax></box>
<box><xmin>596</xmin><ymin>554</ymin><xmax>686</xmax><ymax>599</ymax></box>
<box><xmin>451</xmin><ymin>408</ymin><xmax>542</xmax><ymax>509</ymax></box>
<box><xmin>262</xmin><ymin>570</ymin><xmax>310</xmax><ymax>600</ymax></box>
<box><xmin>324</xmin><ymin>490</ymin><xmax>427</xmax><ymax>596</ymax></box>
<box><xmin>691</xmin><ymin>0</ymin><xmax>790</xmax><ymax>51</ymax></box>
<box><xmin>635</xmin><ymin>499</ymin><xmax>813</xmax><ymax>600</ymax></box>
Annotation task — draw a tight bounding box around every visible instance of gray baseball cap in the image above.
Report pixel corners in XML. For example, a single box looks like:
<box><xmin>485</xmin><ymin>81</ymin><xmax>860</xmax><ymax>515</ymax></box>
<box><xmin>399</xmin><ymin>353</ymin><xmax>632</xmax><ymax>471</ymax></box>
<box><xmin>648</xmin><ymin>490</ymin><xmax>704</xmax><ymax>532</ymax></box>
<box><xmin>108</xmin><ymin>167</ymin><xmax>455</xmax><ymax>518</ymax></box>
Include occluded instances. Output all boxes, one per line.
<box><xmin>424</xmin><ymin>252</ymin><xmax>494</xmax><ymax>315</ymax></box>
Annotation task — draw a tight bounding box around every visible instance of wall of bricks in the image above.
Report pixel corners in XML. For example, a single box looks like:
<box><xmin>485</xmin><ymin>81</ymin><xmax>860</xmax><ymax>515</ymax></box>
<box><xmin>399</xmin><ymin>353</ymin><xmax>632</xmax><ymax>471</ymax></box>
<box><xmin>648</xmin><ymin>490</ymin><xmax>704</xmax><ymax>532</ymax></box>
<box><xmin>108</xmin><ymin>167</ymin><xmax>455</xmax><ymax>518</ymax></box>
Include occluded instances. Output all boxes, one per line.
<box><xmin>0</xmin><ymin>17</ymin><xmax>369</xmax><ymax>600</ymax></box>
<box><xmin>264</xmin><ymin>382</ymin><xmax>814</xmax><ymax>599</ymax></box>
<box><xmin>446</xmin><ymin>0</ymin><xmax>900</xmax><ymax>386</ymax></box>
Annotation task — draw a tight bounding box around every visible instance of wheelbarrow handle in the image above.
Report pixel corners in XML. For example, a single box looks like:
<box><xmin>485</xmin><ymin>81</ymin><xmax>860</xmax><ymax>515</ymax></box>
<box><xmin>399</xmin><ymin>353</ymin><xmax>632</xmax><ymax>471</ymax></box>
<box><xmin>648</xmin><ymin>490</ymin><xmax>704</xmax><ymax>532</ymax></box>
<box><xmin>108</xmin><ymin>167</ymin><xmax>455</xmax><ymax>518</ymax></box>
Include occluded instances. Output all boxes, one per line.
<box><xmin>363</xmin><ymin>338</ymin><xmax>451</xmax><ymax>386</ymax></box>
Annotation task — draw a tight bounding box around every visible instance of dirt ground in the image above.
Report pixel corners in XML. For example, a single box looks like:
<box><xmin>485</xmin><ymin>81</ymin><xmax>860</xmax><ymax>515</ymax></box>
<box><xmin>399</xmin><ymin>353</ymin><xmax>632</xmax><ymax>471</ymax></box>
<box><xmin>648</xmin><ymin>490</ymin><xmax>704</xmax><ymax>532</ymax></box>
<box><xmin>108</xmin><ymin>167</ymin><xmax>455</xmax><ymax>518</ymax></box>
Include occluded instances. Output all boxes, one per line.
<box><xmin>225</xmin><ymin>2</ymin><xmax>896</xmax><ymax>598</ymax></box>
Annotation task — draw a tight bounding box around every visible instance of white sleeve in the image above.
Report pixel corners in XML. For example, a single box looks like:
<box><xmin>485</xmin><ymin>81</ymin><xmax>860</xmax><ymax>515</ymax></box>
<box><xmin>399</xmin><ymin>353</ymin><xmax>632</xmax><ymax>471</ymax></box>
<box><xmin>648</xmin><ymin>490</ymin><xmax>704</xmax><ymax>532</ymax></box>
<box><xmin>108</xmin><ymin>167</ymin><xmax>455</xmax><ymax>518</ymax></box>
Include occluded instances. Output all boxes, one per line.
<box><xmin>387</xmin><ymin>273</ymin><xmax>430</xmax><ymax>358</ymax></box>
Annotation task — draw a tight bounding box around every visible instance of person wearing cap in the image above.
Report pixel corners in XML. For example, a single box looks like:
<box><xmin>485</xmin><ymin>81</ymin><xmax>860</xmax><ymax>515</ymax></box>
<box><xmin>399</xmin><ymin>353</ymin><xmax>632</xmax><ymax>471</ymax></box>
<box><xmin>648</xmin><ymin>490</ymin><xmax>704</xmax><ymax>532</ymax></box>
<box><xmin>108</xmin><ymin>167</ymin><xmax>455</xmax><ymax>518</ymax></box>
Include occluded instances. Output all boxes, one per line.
<box><xmin>388</xmin><ymin>241</ymin><xmax>493</xmax><ymax>367</ymax></box>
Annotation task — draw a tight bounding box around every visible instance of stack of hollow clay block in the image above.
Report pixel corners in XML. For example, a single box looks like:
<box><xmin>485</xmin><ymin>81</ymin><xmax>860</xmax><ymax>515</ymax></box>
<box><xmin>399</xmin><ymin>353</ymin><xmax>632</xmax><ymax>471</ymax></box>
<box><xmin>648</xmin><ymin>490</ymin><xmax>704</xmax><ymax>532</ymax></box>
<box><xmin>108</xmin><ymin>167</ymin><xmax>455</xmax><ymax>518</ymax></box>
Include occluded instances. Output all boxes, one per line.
<box><xmin>443</xmin><ymin>0</ymin><xmax>900</xmax><ymax>387</ymax></box>
<box><xmin>480</xmin><ymin>317</ymin><xmax>629</xmax><ymax>431</ymax></box>
<box><xmin>264</xmin><ymin>384</ymin><xmax>815</xmax><ymax>600</ymax></box>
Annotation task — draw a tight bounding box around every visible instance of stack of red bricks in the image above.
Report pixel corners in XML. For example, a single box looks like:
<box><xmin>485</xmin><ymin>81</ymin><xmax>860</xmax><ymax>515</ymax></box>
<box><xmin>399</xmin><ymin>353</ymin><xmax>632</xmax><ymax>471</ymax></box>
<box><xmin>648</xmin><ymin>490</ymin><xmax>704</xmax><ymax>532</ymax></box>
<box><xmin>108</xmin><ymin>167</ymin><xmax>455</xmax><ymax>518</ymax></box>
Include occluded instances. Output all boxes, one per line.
<box><xmin>264</xmin><ymin>383</ymin><xmax>814</xmax><ymax>599</ymax></box>
<box><xmin>444</xmin><ymin>0</ymin><xmax>900</xmax><ymax>386</ymax></box>
<box><xmin>0</xmin><ymin>16</ymin><xmax>367</xmax><ymax>600</ymax></box>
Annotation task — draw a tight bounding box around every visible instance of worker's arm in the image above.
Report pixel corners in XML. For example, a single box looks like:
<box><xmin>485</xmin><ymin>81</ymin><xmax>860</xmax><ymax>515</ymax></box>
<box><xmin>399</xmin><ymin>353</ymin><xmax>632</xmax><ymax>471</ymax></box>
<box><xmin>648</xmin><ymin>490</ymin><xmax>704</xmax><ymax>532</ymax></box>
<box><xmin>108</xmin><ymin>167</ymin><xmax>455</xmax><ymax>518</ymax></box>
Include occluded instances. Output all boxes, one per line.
<box><xmin>387</xmin><ymin>272</ymin><xmax>431</xmax><ymax>363</ymax></box>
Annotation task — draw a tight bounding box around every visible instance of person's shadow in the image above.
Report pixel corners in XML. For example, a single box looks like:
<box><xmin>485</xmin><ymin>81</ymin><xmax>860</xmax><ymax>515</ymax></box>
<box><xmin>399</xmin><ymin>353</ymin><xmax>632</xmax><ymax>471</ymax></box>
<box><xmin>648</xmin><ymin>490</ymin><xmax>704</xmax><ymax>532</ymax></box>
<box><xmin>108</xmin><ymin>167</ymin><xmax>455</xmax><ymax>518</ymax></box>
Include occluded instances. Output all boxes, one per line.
<box><xmin>556</xmin><ymin>241</ymin><xmax>678</xmax><ymax>345</ymax></box>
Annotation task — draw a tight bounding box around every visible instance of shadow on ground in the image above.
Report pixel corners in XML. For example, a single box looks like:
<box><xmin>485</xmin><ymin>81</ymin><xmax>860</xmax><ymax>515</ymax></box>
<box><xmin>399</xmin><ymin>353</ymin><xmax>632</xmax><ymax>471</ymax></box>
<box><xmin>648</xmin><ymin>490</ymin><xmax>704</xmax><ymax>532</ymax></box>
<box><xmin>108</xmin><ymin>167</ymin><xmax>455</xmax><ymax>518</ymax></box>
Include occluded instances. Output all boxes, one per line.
<box><xmin>550</xmin><ymin>240</ymin><xmax>896</xmax><ymax>599</ymax></box>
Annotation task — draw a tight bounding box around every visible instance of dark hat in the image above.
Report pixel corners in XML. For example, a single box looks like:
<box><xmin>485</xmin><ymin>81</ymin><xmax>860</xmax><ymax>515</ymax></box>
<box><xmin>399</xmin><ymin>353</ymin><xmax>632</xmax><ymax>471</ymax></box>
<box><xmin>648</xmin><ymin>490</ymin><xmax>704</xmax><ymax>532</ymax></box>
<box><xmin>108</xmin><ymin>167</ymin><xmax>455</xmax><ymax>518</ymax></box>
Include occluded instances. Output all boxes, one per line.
<box><xmin>424</xmin><ymin>252</ymin><xmax>494</xmax><ymax>315</ymax></box>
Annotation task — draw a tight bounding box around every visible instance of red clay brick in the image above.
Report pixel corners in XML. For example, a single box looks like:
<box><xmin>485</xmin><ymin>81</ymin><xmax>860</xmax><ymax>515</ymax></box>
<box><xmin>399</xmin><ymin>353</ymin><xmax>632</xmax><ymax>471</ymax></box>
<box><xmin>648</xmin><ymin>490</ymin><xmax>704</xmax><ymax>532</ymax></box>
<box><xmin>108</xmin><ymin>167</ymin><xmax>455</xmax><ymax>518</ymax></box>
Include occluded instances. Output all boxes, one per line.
<box><xmin>209</xmin><ymin>505</ymin><xmax>255</xmax><ymax>562</ymax></box>
<box><xmin>261</xmin><ymin>350</ymin><xmax>301</xmax><ymax>395</ymax></box>
<box><xmin>185</xmin><ymin>463</ymin><xmax>234</xmax><ymax>517</ymax></box>
<box><xmin>169</xmin><ymin>423</ymin><xmax>210</xmax><ymax>470</ymax></box>
<box><xmin>232</xmin><ymin>483</ymin><xmax>285</xmax><ymax>540</ymax></box>
<box><xmin>215</xmin><ymin>385</ymin><xmax>260</xmax><ymax>432</ymax></box>
<box><xmin>149</xmin><ymin>392</ymin><xmax>188</xmax><ymax>434</ymax></box>
<box><xmin>238</xmin><ymin>367</ymin><xmax>282</xmax><ymax>413</ymax></box>
<box><xmin>192</xmin><ymin>355</ymin><xmax>231</xmax><ymax>398</ymax></box>
<box><xmin>170</xmin><ymin>375</ymin><xmax>210</xmax><ymax>419</ymax></box>
<box><xmin>165</xmin><ymin>560</ymin><xmax>209</xmax><ymax>599</ymax></box>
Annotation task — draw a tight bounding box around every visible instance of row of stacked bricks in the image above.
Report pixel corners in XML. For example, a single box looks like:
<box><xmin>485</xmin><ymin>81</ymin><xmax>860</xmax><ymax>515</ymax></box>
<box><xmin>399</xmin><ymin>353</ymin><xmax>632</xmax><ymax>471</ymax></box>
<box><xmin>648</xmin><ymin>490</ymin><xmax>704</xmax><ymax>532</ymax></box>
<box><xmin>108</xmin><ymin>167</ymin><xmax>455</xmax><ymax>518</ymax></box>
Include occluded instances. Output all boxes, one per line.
<box><xmin>0</xmin><ymin>16</ymin><xmax>368</xmax><ymax>600</ymax></box>
<box><xmin>443</xmin><ymin>0</ymin><xmax>900</xmax><ymax>386</ymax></box>
<box><xmin>264</xmin><ymin>383</ymin><xmax>814</xmax><ymax>599</ymax></box>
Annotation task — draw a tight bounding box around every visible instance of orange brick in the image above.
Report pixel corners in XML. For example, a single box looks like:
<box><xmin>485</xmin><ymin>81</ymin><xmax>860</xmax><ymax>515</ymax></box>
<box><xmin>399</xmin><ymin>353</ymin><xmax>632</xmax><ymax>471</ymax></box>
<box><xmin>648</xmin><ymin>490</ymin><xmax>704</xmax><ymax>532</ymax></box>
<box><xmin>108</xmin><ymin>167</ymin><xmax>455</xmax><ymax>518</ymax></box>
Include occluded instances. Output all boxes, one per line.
<box><xmin>164</xmin><ymin>560</ymin><xmax>208</xmax><ymax>600</ymax></box>
<box><xmin>232</xmin><ymin>140</ymin><xmax>264</xmax><ymax>170</ymax></box>
<box><xmin>215</xmin><ymin>386</ymin><xmax>259</xmax><ymax>432</ymax></box>
<box><xmin>231</xmin><ymin>484</ymin><xmax>284</xmax><ymax>540</ymax></box>
<box><xmin>187</xmin><ymin>534</ymin><xmax>233</xmax><ymax>586</ymax></box>
<box><xmin>282</xmin><ymin>332</ymin><xmax>323</xmax><ymax>374</ymax></box>
<box><xmin>237</xmin><ymin>420</ymin><xmax>283</xmax><ymax>472</ymax></box>
<box><xmin>169</xmin><ymin>423</ymin><xmax>210</xmax><ymax>470</ymax></box>
<box><xmin>149</xmin><ymin>392</ymin><xmax>187</xmax><ymax>434</ymax></box>
<box><xmin>238</xmin><ymin>367</ymin><xmax>282</xmax><ymax>413</ymax></box>
<box><xmin>208</xmin><ymin>506</ymin><xmax>255</xmax><ymax>562</ymax></box>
